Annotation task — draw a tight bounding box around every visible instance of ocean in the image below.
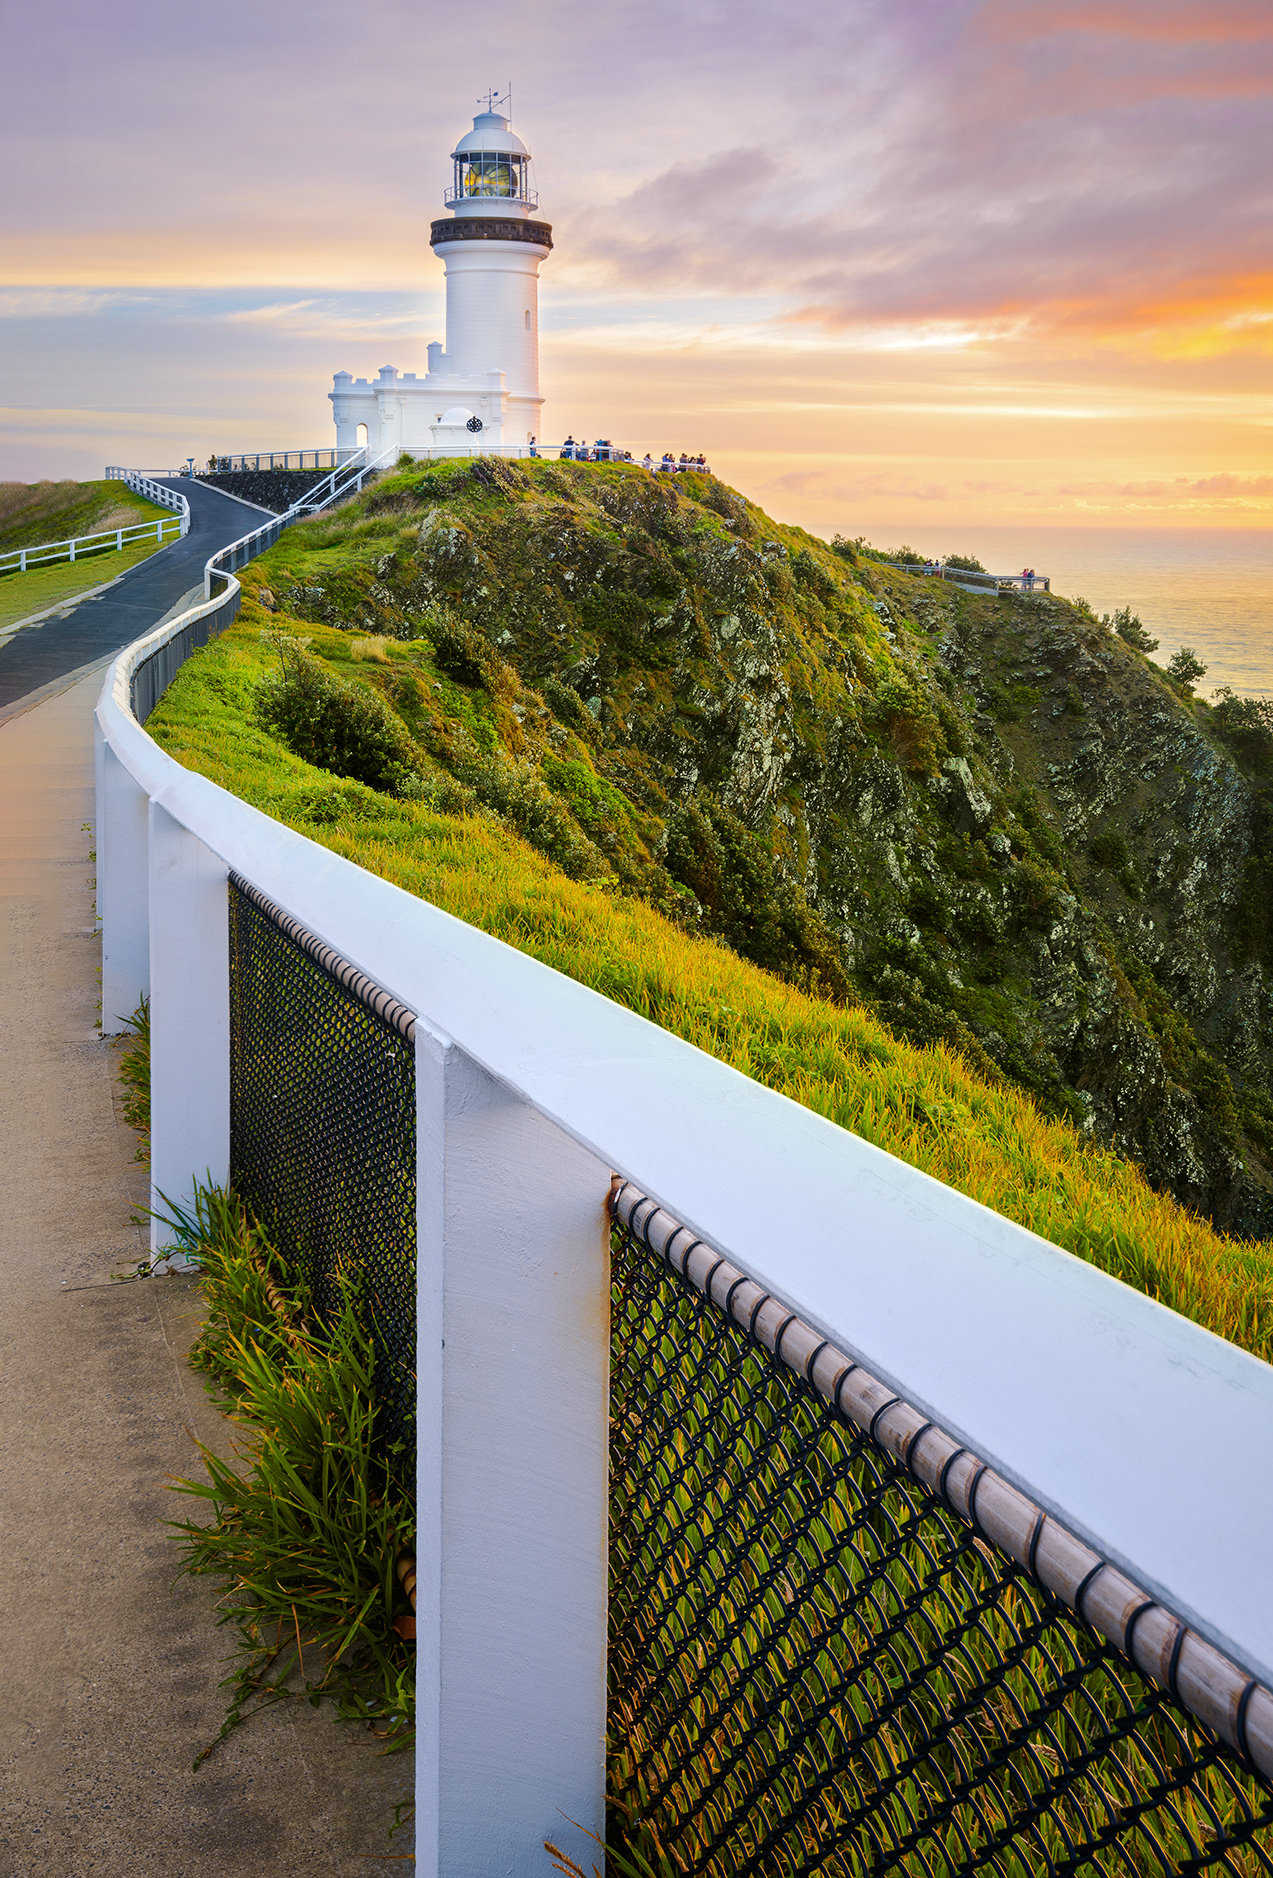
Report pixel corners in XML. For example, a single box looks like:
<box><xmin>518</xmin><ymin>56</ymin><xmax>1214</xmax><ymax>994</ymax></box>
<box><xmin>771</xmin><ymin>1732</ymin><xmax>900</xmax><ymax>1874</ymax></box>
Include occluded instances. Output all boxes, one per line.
<box><xmin>896</xmin><ymin>527</ymin><xmax>1273</xmax><ymax>698</ymax></box>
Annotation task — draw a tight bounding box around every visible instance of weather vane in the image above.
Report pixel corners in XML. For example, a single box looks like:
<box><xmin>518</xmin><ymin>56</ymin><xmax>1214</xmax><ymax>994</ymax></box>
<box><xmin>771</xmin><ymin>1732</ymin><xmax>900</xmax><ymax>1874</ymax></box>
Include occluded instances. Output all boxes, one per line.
<box><xmin>478</xmin><ymin>84</ymin><xmax>512</xmax><ymax>117</ymax></box>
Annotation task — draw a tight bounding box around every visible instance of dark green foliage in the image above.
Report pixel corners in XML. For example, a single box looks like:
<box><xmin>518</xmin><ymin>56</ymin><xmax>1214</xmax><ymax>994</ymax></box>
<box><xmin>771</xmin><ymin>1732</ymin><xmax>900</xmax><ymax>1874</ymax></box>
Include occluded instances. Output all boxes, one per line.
<box><xmin>989</xmin><ymin>682</ymin><xmax>1042</xmax><ymax>723</ymax></box>
<box><xmin>867</xmin><ymin>673</ymin><xmax>943</xmax><ymax>771</ymax></box>
<box><xmin>430</xmin><ymin>616</ymin><xmax>493</xmax><ymax>689</ymax></box>
<box><xmin>1106</xmin><ymin>606</ymin><xmax>1159</xmax><ymax>654</ymax></box>
<box><xmin>664</xmin><ymin>799</ymin><xmax>849</xmax><ymax>1001</ymax></box>
<box><xmin>907</xmin><ymin>877</ymin><xmax>953</xmax><ymax>933</ymax></box>
<box><xmin>1234</xmin><ymin>843</ymin><xmax>1273</xmax><ymax>970</ymax></box>
<box><xmin>945</xmin><ymin>553</ymin><xmax>988</xmax><ymax>573</ymax></box>
<box><xmin>1010</xmin><ymin>787</ymin><xmax>1065</xmax><ymax>869</ymax></box>
<box><xmin>1211</xmin><ymin>687</ymin><xmax>1273</xmax><ymax>770</ymax></box>
<box><xmin>1167</xmin><ymin>646</ymin><xmax>1207</xmax><ymax>689</ymax></box>
<box><xmin>1012</xmin><ymin>859</ymin><xmax>1062</xmax><ymax>926</ymax></box>
<box><xmin>1090</xmin><ymin>828</ymin><xmax>1131</xmax><ymax>871</ymax></box>
<box><xmin>256</xmin><ymin>640</ymin><xmax>422</xmax><ymax>794</ymax></box>
<box><xmin>789</xmin><ymin>547</ymin><xmax>837</xmax><ymax>602</ymax></box>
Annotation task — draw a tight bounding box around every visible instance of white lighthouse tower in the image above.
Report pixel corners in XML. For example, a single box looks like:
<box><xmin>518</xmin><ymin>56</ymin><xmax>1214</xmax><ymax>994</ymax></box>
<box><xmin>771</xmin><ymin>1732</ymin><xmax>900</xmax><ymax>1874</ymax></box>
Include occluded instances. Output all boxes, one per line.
<box><xmin>330</xmin><ymin>96</ymin><xmax>552</xmax><ymax>459</ymax></box>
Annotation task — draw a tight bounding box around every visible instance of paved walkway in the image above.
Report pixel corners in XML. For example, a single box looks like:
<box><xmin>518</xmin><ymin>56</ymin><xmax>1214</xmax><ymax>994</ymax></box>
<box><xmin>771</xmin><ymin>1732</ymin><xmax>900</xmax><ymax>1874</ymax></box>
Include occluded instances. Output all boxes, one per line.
<box><xmin>0</xmin><ymin>479</ymin><xmax>270</xmax><ymax>712</ymax></box>
<box><xmin>0</xmin><ymin>523</ymin><xmax>413</xmax><ymax>1870</ymax></box>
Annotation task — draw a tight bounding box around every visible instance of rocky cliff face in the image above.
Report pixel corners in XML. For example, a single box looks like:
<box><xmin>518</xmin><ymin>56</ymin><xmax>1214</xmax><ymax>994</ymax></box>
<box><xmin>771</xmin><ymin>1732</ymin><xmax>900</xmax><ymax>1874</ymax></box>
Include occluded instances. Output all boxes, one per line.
<box><xmin>268</xmin><ymin>457</ymin><xmax>1273</xmax><ymax>1235</ymax></box>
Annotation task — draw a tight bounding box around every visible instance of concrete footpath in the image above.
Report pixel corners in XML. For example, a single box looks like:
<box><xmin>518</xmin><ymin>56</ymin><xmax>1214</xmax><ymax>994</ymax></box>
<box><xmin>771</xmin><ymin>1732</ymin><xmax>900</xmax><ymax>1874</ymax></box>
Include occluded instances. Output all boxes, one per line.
<box><xmin>0</xmin><ymin>676</ymin><xmax>413</xmax><ymax>1861</ymax></box>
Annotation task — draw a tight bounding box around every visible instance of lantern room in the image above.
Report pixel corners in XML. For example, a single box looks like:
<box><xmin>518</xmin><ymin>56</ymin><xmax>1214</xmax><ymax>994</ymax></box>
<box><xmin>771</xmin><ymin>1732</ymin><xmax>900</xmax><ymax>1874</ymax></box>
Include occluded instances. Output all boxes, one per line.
<box><xmin>446</xmin><ymin>109</ymin><xmax>538</xmax><ymax>215</ymax></box>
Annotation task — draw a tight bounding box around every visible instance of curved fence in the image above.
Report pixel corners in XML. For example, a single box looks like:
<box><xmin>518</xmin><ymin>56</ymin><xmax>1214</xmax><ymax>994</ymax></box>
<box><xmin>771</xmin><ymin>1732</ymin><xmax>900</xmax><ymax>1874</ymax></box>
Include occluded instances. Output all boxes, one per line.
<box><xmin>610</xmin><ymin>1186</ymin><xmax>1273</xmax><ymax>1875</ymax></box>
<box><xmin>94</xmin><ymin>494</ymin><xmax>1273</xmax><ymax>1873</ymax></box>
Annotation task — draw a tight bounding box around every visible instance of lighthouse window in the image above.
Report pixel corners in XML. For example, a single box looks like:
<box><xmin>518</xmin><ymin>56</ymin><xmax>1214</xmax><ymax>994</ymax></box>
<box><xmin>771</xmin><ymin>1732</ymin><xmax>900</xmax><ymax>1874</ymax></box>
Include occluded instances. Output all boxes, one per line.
<box><xmin>460</xmin><ymin>153</ymin><xmax>523</xmax><ymax>199</ymax></box>
<box><xmin>525</xmin><ymin>309</ymin><xmax>530</xmax><ymax>329</ymax></box>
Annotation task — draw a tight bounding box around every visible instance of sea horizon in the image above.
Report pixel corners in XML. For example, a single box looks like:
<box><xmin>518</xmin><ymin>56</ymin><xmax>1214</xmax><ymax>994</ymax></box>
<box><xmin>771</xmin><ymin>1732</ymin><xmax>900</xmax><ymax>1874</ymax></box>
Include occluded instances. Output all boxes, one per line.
<box><xmin>846</xmin><ymin>524</ymin><xmax>1273</xmax><ymax>698</ymax></box>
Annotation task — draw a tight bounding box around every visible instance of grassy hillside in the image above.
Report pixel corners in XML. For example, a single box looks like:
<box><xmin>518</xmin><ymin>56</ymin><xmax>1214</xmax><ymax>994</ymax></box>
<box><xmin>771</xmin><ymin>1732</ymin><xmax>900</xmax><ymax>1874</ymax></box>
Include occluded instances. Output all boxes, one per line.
<box><xmin>0</xmin><ymin>476</ymin><xmax>172</xmax><ymax>555</ymax></box>
<box><xmin>144</xmin><ymin>493</ymin><xmax>1273</xmax><ymax>1364</ymax></box>
<box><xmin>161</xmin><ymin>455</ymin><xmax>1273</xmax><ymax>1236</ymax></box>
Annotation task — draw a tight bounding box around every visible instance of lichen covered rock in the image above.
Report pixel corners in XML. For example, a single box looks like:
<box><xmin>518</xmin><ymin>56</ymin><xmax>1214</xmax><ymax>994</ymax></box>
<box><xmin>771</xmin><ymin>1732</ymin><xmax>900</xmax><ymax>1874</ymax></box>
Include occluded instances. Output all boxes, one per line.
<box><xmin>258</xmin><ymin>458</ymin><xmax>1273</xmax><ymax>1234</ymax></box>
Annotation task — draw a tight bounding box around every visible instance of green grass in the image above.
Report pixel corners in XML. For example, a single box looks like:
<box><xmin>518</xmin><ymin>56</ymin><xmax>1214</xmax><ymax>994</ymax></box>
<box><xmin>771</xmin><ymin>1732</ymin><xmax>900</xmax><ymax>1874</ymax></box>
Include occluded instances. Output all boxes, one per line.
<box><xmin>0</xmin><ymin>533</ymin><xmax>180</xmax><ymax>632</ymax></box>
<box><xmin>0</xmin><ymin>475</ymin><xmax>172</xmax><ymax>553</ymax></box>
<box><xmin>158</xmin><ymin>1182</ymin><xmax>415</xmax><ymax>1772</ymax></box>
<box><xmin>144</xmin><ymin>600</ymin><xmax>1273</xmax><ymax>1367</ymax></box>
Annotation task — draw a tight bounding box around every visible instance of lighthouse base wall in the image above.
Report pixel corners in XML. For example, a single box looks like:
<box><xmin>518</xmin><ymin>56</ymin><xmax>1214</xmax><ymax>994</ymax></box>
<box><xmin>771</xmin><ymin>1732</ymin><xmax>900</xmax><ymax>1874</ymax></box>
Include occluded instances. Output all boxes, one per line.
<box><xmin>330</xmin><ymin>367</ymin><xmax>544</xmax><ymax>460</ymax></box>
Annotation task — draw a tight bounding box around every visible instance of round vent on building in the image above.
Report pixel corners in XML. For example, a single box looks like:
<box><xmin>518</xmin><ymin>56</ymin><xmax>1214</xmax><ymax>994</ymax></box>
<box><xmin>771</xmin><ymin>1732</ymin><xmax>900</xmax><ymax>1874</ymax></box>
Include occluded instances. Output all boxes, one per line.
<box><xmin>466</xmin><ymin>415</ymin><xmax>484</xmax><ymax>433</ymax></box>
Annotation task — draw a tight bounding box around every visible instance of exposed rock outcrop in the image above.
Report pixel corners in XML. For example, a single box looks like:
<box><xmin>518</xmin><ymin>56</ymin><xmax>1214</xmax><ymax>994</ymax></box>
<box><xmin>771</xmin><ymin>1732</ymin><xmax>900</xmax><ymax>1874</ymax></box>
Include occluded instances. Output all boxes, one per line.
<box><xmin>265</xmin><ymin>458</ymin><xmax>1273</xmax><ymax>1235</ymax></box>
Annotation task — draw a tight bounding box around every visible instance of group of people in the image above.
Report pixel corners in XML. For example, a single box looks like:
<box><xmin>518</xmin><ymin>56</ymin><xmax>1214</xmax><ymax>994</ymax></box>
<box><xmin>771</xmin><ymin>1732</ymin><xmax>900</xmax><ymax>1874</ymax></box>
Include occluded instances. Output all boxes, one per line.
<box><xmin>547</xmin><ymin>437</ymin><xmax>712</xmax><ymax>475</ymax></box>
<box><xmin>556</xmin><ymin>436</ymin><xmax>628</xmax><ymax>462</ymax></box>
<box><xmin>642</xmin><ymin>451</ymin><xmax>710</xmax><ymax>475</ymax></box>
<box><xmin>1021</xmin><ymin>567</ymin><xmax>1038</xmax><ymax>592</ymax></box>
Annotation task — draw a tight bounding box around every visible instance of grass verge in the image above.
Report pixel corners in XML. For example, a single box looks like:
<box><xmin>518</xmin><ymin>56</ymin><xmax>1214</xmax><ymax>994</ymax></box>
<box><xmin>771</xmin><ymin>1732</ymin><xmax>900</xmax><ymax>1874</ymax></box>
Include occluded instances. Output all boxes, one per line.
<box><xmin>0</xmin><ymin>475</ymin><xmax>173</xmax><ymax>553</ymax></box>
<box><xmin>159</xmin><ymin>1182</ymin><xmax>416</xmax><ymax>1770</ymax></box>
<box><xmin>143</xmin><ymin>605</ymin><xmax>1273</xmax><ymax>1364</ymax></box>
<box><xmin>0</xmin><ymin>534</ymin><xmax>179</xmax><ymax>632</ymax></box>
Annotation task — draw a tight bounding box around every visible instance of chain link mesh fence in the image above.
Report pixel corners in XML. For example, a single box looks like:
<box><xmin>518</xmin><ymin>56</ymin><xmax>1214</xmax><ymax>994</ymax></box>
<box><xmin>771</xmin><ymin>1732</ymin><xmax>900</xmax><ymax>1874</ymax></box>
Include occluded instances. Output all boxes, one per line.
<box><xmin>228</xmin><ymin>876</ymin><xmax>417</xmax><ymax>1476</ymax></box>
<box><xmin>609</xmin><ymin>1190</ymin><xmax>1273</xmax><ymax>1877</ymax></box>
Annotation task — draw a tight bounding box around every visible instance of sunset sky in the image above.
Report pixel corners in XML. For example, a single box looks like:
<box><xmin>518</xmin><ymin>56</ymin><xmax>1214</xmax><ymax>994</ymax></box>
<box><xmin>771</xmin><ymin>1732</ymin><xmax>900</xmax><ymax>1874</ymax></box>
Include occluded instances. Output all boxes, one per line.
<box><xmin>1</xmin><ymin>0</ymin><xmax>1269</xmax><ymax>542</ymax></box>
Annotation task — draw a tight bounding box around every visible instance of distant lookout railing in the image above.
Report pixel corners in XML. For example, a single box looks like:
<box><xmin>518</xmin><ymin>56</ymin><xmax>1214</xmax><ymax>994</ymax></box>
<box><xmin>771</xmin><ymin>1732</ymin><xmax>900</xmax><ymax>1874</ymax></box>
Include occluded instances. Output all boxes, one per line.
<box><xmin>878</xmin><ymin>559</ymin><xmax>1052</xmax><ymax>595</ymax></box>
<box><xmin>95</xmin><ymin>466</ymin><xmax>1273</xmax><ymax>1873</ymax></box>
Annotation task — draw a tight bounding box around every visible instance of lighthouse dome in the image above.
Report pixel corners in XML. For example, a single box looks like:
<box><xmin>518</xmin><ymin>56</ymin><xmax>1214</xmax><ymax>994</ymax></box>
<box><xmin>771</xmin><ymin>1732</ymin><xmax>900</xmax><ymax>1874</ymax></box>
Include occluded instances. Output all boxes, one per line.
<box><xmin>451</xmin><ymin>111</ymin><xmax>530</xmax><ymax>160</ymax></box>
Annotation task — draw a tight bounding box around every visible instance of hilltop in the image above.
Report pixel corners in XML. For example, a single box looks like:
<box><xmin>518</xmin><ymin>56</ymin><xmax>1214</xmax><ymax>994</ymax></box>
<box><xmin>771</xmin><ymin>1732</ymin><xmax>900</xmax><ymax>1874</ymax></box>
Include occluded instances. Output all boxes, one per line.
<box><xmin>0</xmin><ymin>477</ymin><xmax>171</xmax><ymax>553</ymax></box>
<box><xmin>154</xmin><ymin>457</ymin><xmax>1272</xmax><ymax>1240</ymax></box>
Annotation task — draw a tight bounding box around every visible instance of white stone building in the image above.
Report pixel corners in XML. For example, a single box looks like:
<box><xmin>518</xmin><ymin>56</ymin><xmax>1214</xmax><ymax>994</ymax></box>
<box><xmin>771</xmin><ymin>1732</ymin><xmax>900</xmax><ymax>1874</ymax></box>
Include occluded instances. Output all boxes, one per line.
<box><xmin>330</xmin><ymin>103</ymin><xmax>552</xmax><ymax>460</ymax></box>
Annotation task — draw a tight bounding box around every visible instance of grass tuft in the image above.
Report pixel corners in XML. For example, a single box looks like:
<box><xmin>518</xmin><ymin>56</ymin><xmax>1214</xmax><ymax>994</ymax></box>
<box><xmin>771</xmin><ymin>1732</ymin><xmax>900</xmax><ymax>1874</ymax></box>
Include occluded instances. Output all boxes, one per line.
<box><xmin>158</xmin><ymin>1182</ymin><xmax>415</xmax><ymax>1774</ymax></box>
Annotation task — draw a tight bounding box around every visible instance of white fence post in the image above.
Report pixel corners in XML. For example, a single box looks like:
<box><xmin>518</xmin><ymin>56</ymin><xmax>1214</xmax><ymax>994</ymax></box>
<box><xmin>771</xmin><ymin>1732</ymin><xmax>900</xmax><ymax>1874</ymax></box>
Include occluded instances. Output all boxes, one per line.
<box><xmin>147</xmin><ymin>802</ymin><xmax>229</xmax><ymax>1264</ymax></box>
<box><xmin>414</xmin><ymin>1023</ymin><xmax>609</xmax><ymax>1878</ymax></box>
<box><xmin>97</xmin><ymin>738</ymin><xmax>153</xmax><ymax>1033</ymax></box>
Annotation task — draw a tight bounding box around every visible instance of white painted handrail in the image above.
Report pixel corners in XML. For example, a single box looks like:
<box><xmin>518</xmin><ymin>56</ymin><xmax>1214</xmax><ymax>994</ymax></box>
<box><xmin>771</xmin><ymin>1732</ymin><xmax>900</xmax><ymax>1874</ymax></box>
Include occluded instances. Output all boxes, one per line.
<box><xmin>4</xmin><ymin>478</ymin><xmax>188</xmax><ymax>577</ymax></box>
<box><xmin>94</xmin><ymin>600</ymin><xmax>1273</xmax><ymax>1686</ymax></box>
<box><xmin>93</xmin><ymin>481</ymin><xmax>1273</xmax><ymax>1867</ymax></box>
<box><xmin>200</xmin><ymin>444</ymin><xmax>398</xmax><ymax>599</ymax></box>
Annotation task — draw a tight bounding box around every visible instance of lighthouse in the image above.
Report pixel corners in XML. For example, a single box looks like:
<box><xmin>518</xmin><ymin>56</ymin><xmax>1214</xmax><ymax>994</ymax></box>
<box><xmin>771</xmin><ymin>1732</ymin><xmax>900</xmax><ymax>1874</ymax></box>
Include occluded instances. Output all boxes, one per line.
<box><xmin>330</xmin><ymin>97</ymin><xmax>552</xmax><ymax>459</ymax></box>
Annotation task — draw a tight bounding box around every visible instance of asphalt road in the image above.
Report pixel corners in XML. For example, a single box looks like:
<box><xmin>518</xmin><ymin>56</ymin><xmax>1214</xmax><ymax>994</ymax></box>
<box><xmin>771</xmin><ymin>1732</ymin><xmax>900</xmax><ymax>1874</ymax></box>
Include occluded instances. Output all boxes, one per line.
<box><xmin>0</xmin><ymin>479</ymin><xmax>273</xmax><ymax>711</ymax></box>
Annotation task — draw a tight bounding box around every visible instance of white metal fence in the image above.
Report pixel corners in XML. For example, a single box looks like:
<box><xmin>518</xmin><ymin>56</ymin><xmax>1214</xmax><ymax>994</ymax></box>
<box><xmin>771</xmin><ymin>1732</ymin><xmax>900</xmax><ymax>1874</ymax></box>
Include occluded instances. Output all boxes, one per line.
<box><xmin>878</xmin><ymin>557</ymin><xmax>1052</xmax><ymax>594</ymax></box>
<box><xmin>92</xmin><ymin>498</ymin><xmax>1273</xmax><ymax>1874</ymax></box>
<box><xmin>3</xmin><ymin>478</ymin><xmax>188</xmax><ymax>577</ymax></box>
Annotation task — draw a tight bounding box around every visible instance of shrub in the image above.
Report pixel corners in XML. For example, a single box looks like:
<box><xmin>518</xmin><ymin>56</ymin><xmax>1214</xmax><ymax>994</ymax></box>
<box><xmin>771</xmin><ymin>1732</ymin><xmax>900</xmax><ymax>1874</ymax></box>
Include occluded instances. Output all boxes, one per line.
<box><xmin>1106</xmin><ymin>606</ymin><xmax>1158</xmax><ymax>654</ymax></box>
<box><xmin>1090</xmin><ymin>828</ymin><xmax>1131</xmax><ymax>871</ymax></box>
<box><xmin>945</xmin><ymin>553</ymin><xmax>987</xmax><ymax>573</ymax></box>
<box><xmin>1167</xmin><ymin>647</ymin><xmax>1207</xmax><ymax>690</ymax></box>
<box><xmin>256</xmin><ymin>640</ymin><xmax>422</xmax><ymax>793</ymax></box>
<box><xmin>1210</xmin><ymin>687</ymin><xmax>1273</xmax><ymax>768</ymax></box>
<box><xmin>869</xmin><ymin>674</ymin><xmax>943</xmax><ymax>771</ymax></box>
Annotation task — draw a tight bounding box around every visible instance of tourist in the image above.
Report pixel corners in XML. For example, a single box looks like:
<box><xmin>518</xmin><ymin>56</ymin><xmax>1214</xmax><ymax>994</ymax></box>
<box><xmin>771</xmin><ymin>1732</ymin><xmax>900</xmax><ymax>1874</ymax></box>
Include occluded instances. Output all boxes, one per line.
<box><xmin>529</xmin><ymin>436</ymin><xmax>539</xmax><ymax>458</ymax></box>
<box><xmin>642</xmin><ymin>453</ymin><xmax>653</xmax><ymax>471</ymax></box>
<box><xmin>561</xmin><ymin>435</ymin><xmax>577</xmax><ymax>460</ymax></box>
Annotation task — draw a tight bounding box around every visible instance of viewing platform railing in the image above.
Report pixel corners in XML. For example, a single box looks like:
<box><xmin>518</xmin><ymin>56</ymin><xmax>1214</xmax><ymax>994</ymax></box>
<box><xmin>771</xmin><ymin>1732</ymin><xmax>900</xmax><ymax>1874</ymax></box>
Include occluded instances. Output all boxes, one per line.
<box><xmin>879</xmin><ymin>558</ymin><xmax>1052</xmax><ymax>595</ymax></box>
<box><xmin>93</xmin><ymin>468</ymin><xmax>1273</xmax><ymax>1875</ymax></box>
